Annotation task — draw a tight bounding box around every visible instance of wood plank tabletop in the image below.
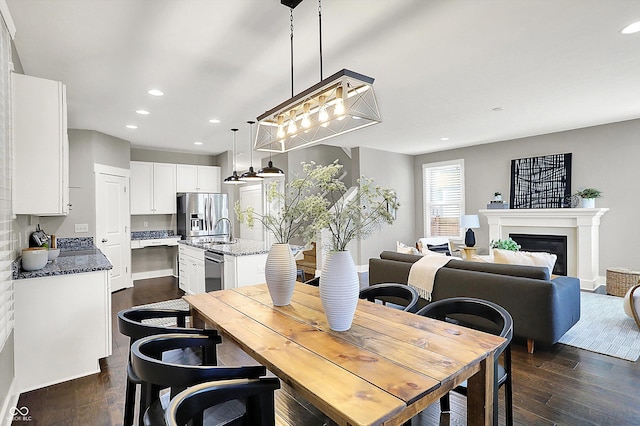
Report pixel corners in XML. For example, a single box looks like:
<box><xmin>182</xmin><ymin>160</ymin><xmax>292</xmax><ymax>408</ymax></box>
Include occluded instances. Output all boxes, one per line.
<box><xmin>184</xmin><ymin>283</ymin><xmax>505</xmax><ymax>426</ymax></box>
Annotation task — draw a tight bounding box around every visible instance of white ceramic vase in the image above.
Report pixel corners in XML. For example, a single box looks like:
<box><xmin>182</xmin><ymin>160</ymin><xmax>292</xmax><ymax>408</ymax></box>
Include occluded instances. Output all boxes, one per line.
<box><xmin>265</xmin><ymin>243</ymin><xmax>296</xmax><ymax>306</ymax></box>
<box><xmin>582</xmin><ymin>198</ymin><xmax>595</xmax><ymax>208</ymax></box>
<box><xmin>320</xmin><ymin>250</ymin><xmax>360</xmax><ymax>331</ymax></box>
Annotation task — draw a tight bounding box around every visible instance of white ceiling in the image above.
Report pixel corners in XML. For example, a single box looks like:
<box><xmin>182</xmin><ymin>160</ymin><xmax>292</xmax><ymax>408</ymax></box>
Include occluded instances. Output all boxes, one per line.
<box><xmin>6</xmin><ymin>0</ymin><xmax>640</xmax><ymax>169</ymax></box>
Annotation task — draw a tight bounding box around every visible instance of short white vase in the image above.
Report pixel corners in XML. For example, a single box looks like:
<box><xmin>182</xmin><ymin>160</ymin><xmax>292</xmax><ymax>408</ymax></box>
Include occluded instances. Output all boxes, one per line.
<box><xmin>320</xmin><ymin>250</ymin><xmax>360</xmax><ymax>331</ymax></box>
<box><xmin>582</xmin><ymin>198</ymin><xmax>595</xmax><ymax>208</ymax></box>
<box><xmin>265</xmin><ymin>243</ymin><xmax>296</xmax><ymax>306</ymax></box>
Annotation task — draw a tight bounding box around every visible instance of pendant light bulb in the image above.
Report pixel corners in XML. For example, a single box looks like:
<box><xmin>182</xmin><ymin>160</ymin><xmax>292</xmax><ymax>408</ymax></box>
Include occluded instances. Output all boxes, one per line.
<box><xmin>240</xmin><ymin>121</ymin><xmax>263</xmax><ymax>182</ymax></box>
<box><xmin>276</xmin><ymin>114</ymin><xmax>285</xmax><ymax>139</ymax></box>
<box><xmin>301</xmin><ymin>103</ymin><xmax>311</xmax><ymax>128</ymax></box>
<box><xmin>287</xmin><ymin>109</ymin><xmax>298</xmax><ymax>135</ymax></box>
<box><xmin>318</xmin><ymin>95</ymin><xmax>329</xmax><ymax>126</ymax></box>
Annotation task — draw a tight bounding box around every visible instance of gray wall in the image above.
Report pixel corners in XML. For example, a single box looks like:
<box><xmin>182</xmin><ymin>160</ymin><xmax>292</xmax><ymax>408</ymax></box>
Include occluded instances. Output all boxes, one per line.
<box><xmin>353</xmin><ymin>147</ymin><xmax>415</xmax><ymax>265</ymax></box>
<box><xmin>413</xmin><ymin>118</ymin><xmax>640</xmax><ymax>276</ymax></box>
<box><xmin>35</xmin><ymin>130</ymin><xmax>130</xmax><ymax>240</ymax></box>
<box><xmin>131</xmin><ymin>148</ymin><xmax>218</xmax><ymax>166</ymax></box>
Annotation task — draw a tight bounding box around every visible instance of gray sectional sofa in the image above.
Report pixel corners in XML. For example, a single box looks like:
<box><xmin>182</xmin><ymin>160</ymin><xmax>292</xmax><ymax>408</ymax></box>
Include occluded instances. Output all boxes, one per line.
<box><xmin>369</xmin><ymin>251</ymin><xmax>581</xmax><ymax>352</ymax></box>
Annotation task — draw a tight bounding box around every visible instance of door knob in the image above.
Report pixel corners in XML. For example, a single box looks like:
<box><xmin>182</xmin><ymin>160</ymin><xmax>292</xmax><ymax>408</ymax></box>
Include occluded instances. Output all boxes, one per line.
<box><xmin>102</xmin><ymin>238</ymin><xmax>108</xmax><ymax>243</ymax></box>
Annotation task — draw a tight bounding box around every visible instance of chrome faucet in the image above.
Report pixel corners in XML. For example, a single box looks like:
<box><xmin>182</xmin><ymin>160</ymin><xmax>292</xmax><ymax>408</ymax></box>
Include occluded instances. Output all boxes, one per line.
<box><xmin>215</xmin><ymin>217</ymin><xmax>234</xmax><ymax>242</ymax></box>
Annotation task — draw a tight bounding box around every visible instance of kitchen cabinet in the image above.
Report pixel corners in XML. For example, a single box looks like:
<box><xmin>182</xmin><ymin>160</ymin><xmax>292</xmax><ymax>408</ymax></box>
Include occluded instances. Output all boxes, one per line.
<box><xmin>223</xmin><ymin>253</ymin><xmax>267</xmax><ymax>289</ymax></box>
<box><xmin>176</xmin><ymin>164</ymin><xmax>221</xmax><ymax>193</ymax></box>
<box><xmin>130</xmin><ymin>161</ymin><xmax>176</xmax><ymax>214</ymax></box>
<box><xmin>14</xmin><ymin>270</ymin><xmax>111</xmax><ymax>392</ymax></box>
<box><xmin>178</xmin><ymin>244</ymin><xmax>205</xmax><ymax>294</ymax></box>
<box><xmin>12</xmin><ymin>73</ymin><xmax>70</xmax><ymax>216</ymax></box>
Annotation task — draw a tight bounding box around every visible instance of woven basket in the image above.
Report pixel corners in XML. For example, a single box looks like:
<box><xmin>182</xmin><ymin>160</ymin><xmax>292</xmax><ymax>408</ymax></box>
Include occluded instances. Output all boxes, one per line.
<box><xmin>606</xmin><ymin>267</ymin><xmax>640</xmax><ymax>297</ymax></box>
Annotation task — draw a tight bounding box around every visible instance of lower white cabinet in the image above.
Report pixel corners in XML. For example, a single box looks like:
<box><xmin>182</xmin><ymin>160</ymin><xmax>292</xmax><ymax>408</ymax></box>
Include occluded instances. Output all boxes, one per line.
<box><xmin>223</xmin><ymin>253</ymin><xmax>267</xmax><ymax>289</ymax></box>
<box><xmin>14</xmin><ymin>270</ymin><xmax>111</xmax><ymax>392</ymax></box>
<box><xmin>179</xmin><ymin>244</ymin><xmax>205</xmax><ymax>294</ymax></box>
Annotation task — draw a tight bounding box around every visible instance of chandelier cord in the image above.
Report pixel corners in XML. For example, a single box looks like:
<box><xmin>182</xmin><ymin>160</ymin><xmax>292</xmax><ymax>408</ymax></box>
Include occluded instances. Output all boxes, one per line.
<box><xmin>318</xmin><ymin>0</ymin><xmax>323</xmax><ymax>80</ymax></box>
<box><xmin>290</xmin><ymin>8</ymin><xmax>294</xmax><ymax>97</ymax></box>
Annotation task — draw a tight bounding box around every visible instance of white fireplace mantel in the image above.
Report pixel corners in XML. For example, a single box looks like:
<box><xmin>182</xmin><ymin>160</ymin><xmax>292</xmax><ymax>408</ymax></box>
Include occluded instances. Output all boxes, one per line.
<box><xmin>479</xmin><ymin>208</ymin><xmax>609</xmax><ymax>290</ymax></box>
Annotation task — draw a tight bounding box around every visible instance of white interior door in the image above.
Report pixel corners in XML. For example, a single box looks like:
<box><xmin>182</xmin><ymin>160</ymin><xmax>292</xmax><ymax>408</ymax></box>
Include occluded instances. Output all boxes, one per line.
<box><xmin>95</xmin><ymin>166</ymin><xmax>131</xmax><ymax>292</ymax></box>
<box><xmin>238</xmin><ymin>184</ymin><xmax>264</xmax><ymax>242</ymax></box>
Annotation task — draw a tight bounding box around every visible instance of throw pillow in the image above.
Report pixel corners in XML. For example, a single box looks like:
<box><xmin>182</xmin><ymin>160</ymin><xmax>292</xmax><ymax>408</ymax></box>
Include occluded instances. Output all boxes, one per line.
<box><xmin>493</xmin><ymin>249</ymin><xmax>557</xmax><ymax>275</ymax></box>
<box><xmin>420</xmin><ymin>247</ymin><xmax>446</xmax><ymax>256</ymax></box>
<box><xmin>427</xmin><ymin>243</ymin><xmax>451</xmax><ymax>256</ymax></box>
<box><xmin>397</xmin><ymin>241</ymin><xmax>420</xmax><ymax>255</ymax></box>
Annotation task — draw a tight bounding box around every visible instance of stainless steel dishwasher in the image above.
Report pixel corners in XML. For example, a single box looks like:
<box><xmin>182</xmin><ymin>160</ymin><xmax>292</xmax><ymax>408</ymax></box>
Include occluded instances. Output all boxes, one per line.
<box><xmin>204</xmin><ymin>251</ymin><xmax>224</xmax><ymax>292</ymax></box>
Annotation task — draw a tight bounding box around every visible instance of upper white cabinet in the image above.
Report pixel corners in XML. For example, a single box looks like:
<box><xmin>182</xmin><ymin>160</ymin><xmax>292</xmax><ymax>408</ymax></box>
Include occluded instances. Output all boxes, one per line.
<box><xmin>12</xmin><ymin>73</ymin><xmax>69</xmax><ymax>216</ymax></box>
<box><xmin>176</xmin><ymin>165</ymin><xmax>221</xmax><ymax>193</ymax></box>
<box><xmin>130</xmin><ymin>161</ymin><xmax>176</xmax><ymax>214</ymax></box>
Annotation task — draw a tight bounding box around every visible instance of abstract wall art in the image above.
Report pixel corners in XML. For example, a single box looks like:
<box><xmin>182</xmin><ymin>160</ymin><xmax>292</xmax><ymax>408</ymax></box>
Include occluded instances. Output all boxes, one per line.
<box><xmin>510</xmin><ymin>153</ymin><xmax>572</xmax><ymax>208</ymax></box>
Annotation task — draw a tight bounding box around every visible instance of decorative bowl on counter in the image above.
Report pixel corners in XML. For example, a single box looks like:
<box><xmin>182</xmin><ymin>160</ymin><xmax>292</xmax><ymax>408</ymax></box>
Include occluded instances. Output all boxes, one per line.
<box><xmin>21</xmin><ymin>248</ymin><xmax>49</xmax><ymax>271</ymax></box>
<box><xmin>48</xmin><ymin>248</ymin><xmax>60</xmax><ymax>261</ymax></box>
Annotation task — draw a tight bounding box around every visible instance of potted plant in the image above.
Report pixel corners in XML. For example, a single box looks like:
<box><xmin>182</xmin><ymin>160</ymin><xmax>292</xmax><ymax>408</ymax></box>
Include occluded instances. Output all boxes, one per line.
<box><xmin>490</xmin><ymin>238</ymin><xmax>521</xmax><ymax>251</ymax></box>
<box><xmin>235</xmin><ymin>168</ymin><xmax>326</xmax><ymax>306</ymax></box>
<box><xmin>575</xmin><ymin>188</ymin><xmax>602</xmax><ymax>208</ymax></box>
<box><xmin>307</xmin><ymin>160</ymin><xmax>399</xmax><ymax>331</ymax></box>
<box><xmin>494</xmin><ymin>191</ymin><xmax>502</xmax><ymax>202</ymax></box>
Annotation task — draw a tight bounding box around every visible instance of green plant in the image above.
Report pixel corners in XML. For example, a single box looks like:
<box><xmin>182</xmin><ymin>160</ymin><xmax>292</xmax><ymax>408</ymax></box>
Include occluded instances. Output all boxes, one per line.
<box><xmin>494</xmin><ymin>191</ymin><xmax>502</xmax><ymax>196</ymax></box>
<box><xmin>575</xmin><ymin>188</ymin><xmax>602</xmax><ymax>199</ymax></box>
<box><xmin>490</xmin><ymin>238</ymin><xmax>521</xmax><ymax>251</ymax></box>
<box><xmin>309</xmin><ymin>160</ymin><xmax>399</xmax><ymax>252</ymax></box>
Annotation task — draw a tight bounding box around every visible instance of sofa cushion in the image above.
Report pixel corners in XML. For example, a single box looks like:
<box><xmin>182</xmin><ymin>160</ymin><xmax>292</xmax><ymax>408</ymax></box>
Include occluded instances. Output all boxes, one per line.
<box><xmin>380</xmin><ymin>251</ymin><xmax>423</xmax><ymax>263</ymax></box>
<box><xmin>493</xmin><ymin>249</ymin><xmax>557</xmax><ymax>275</ymax></box>
<box><xmin>444</xmin><ymin>258</ymin><xmax>550</xmax><ymax>281</ymax></box>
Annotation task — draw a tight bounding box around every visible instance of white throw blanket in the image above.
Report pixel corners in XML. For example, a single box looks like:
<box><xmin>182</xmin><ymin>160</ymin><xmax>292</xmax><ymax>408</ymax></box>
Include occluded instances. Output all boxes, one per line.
<box><xmin>408</xmin><ymin>255</ymin><xmax>452</xmax><ymax>301</ymax></box>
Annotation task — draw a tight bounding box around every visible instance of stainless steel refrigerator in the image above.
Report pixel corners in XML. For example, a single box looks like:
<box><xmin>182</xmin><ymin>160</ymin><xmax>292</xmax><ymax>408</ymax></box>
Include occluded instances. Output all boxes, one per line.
<box><xmin>176</xmin><ymin>193</ymin><xmax>229</xmax><ymax>239</ymax></box>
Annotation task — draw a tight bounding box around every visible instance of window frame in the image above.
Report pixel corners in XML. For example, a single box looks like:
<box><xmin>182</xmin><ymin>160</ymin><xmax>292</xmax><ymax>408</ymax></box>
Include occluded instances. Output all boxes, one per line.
<box><xmin>422</xmin><ymin>159</ymin><xmax>465</xmax><ymax>240</ymax></box>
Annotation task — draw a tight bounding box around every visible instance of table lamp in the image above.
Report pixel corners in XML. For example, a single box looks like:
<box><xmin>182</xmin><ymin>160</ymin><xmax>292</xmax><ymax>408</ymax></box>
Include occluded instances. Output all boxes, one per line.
<box><xmin>461</xmin><ymin>215</ymin><xmax>480</xmax><ymax>247</ymax></box>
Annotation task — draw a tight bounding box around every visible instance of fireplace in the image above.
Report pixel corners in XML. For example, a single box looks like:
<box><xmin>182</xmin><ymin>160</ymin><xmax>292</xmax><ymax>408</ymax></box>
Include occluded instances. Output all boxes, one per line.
<box><xmin>480</xmin><ymin>208</ymin><xmax>609</xmax><ymax>290</ymax></box>
<box><xmin>509</xmin><ymin>233</ymin><xmax>568</xmax><ymax>276</ymax></box>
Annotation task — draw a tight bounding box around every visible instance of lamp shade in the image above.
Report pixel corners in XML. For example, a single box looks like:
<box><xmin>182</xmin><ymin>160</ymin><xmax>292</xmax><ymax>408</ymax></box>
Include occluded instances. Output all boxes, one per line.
<box><xmin>461</xmin><ymin>215</ymin><xmax>480</xmax><ymax>229</ymax></box>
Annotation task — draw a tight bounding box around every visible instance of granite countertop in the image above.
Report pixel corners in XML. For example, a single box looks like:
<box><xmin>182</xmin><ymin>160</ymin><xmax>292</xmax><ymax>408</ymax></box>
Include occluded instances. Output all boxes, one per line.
<box><xmin>179</xmin><ymin>238</ymin><xmax>271</xmax><ymax>257</ymax></box>
<box><xmin>131</xmin><ymin>230</ymin><xmax>178</xmax><ymax>240</ymax></box>
<box><xmin>12</xmin><ymin>248</ymin><xmax>113</xmax><ymax>280</ymax></box>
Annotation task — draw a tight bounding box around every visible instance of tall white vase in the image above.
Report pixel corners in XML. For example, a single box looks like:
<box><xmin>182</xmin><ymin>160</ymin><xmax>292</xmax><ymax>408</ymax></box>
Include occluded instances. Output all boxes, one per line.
<box><xmin>320</xmin><ymin>250</ymin><xmax>360</xmax><ymax>331</ymax></box>
<box><xmin>265</xmin><ymin>243</ymin><xmax>296</xmax><ymax>306</ymax></box>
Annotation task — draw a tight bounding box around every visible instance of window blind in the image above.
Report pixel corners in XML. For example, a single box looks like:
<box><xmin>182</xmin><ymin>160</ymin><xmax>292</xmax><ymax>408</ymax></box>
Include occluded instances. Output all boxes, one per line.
<box><xmin>423</xmin><ymin>160</ymin><xmax>464</xmax><ymax>238</ymax></box>
<box><xmin>0</xmin><ymin>15</ymin><xmax>13</xmax><ymax>352</ymax></box>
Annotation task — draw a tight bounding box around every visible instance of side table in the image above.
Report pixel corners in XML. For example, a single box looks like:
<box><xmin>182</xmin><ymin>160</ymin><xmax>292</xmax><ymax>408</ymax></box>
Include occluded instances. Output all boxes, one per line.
<box><xmin>459</xmin><ymin>246</ymin><xmax>478</xmax><ymax>261</ymax></box>
<box><xmin>606</xmin><ymin>267</ymin><xmax>640</xmax><ymax>297</ymax></box>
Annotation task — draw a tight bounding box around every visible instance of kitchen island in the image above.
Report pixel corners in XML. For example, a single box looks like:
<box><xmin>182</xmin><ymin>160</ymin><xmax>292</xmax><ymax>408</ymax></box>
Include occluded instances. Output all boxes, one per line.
<box><xmin>179</xmin><ymin>239</ymin><xmax>286</xmax><ymax>292</ymax></box>
<box><xmin>12</xmin><ymin>247</ymin><xmax>112</xmax><ymax>392</ymax></box>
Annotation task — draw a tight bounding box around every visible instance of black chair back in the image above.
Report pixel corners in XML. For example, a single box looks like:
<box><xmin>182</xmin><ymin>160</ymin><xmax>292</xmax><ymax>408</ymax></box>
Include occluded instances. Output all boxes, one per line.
<box><xmin>165</xmin><ymin>378</ymin><xmax>281</xmax><ymax>426</ymax></box>
<box><xmin>359</xmin><ymin>283</ymin><xmax>420</xmax><ymax>313</ymax></box>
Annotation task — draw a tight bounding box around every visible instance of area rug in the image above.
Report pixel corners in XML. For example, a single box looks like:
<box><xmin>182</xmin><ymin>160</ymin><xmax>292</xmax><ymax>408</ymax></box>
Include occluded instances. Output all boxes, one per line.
<box><xmin>558</xmin><ymin>291</ymin><xmax>640</xmax><ymax>361</ymax></box>
<box><xmin>134</xmin><ymin>298</ymin><xmax>190</xmax><ymax>326</ymax></box>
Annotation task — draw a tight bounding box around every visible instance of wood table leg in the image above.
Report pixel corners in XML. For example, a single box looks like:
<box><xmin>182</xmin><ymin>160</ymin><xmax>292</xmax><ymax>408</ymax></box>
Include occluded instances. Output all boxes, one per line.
<box><xmin>190</xmin><ymin>307</ymin><xmax>205</xmax><ymax>329</ymax></box>
<box><xmin>467</xmin><ymin>353</ymin><xmax>496</xmax><ymax>426</ymax></box>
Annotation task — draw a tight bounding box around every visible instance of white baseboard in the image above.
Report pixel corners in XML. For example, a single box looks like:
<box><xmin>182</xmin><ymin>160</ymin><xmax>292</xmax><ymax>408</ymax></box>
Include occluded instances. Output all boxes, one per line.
<box><xmin>132</xmin><ymin>269</ymin><xmax>175</xmax><ymax>281</ymax></box>
<box><xmin>0</xmin><ymin>378</ymin><xmax>20</xmax><ymax>426</ymax></box>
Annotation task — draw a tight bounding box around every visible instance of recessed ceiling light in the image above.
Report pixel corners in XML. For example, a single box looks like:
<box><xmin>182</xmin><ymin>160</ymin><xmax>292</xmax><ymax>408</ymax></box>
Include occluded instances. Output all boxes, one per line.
<box><xmin>136</xmin><ymin>109</ymin><xmax>150</xmax><ymax>115</ymax></box>
<box><xmin>621</xmin><ymin>21</ymin><xmax>640</xmax><ymax>34</ymax></box>
<box><xmin>208</xmin><ymin>118</ymin><xmax>221</xmax><ymax>124</ymax></box>
<box><xmin>126</xmin><ymin>124</ymin><xmax>138</xmax><ymax>129</ymax></box>
<box><xmin>492</xmin><ymin>107</ymin><xmax>504</xmax><ymax>111</ymax></box>
<box><xmin>194</xmin><ymin>141</ymin><xmax>203</xmax><ymax>145</ymax></box>
<box><xmin>148</xmin><ymin>89</ymin><xmax>164</xmax><ymax>96</ymax></box>
<box><xmin>440</xmin><ymin>137</ymin><xmax>449</xmax><ymax>141</ymax></box>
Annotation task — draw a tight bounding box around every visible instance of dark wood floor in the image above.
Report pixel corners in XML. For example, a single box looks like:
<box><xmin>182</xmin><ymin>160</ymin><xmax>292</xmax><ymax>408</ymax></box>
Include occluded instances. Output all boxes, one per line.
<box><xmin>13</xmin><ymin>277</ymin><xmax>640</xmax><ymax>425</ymax></box>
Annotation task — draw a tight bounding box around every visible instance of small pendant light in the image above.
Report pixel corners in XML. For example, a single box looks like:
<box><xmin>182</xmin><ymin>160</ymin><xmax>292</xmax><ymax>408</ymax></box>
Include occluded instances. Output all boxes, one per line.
<box><xmin>223</xmin><ymin>128</ymin><xmax>246</xmax><ymax>185</ymax></box>
<box><xmin>240</xmin><ymin>121</ymin><xmax>263</xmax><ymax>181</ymax></box>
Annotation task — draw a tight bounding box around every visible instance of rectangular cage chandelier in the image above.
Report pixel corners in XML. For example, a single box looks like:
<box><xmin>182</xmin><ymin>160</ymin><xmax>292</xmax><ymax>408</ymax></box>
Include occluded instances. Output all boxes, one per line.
<box><xmin>254</xmin><ymin>68</ymin><xmax>382</xmax><ymax>153</ymax></box>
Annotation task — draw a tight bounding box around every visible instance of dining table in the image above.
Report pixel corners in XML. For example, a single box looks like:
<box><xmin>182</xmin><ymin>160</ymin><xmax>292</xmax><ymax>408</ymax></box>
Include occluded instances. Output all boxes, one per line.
<box><xmin>184</xmin><ymin>283</ymin><xmax>506</xmax><ymax>426</ymax></box>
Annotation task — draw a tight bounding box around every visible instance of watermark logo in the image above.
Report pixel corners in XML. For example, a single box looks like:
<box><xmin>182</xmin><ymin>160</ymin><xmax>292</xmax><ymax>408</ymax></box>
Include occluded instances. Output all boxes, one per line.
<box><xmin>9</xmin><ymin>406</ymin><xmax>32</xmax><ymax>422</ymax></box>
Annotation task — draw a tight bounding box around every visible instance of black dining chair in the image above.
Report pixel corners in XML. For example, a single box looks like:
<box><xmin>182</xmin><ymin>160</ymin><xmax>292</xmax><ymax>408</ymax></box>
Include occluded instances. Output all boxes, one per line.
<box><xmin>164</xmin><ymin>377</ymin><xmax>281</xmax><ymax>426</ymax></box>
<box><xmin>131</xmin><ymin>332</ymin><xmax>268</xmax><ymax>426</ymax></box>
<box><xmin>416</xmin><ymin>297</ymin><xmax>513</xmax><ymax>426</ymax></box>
<box><xmin>359</xmin><ymin>283</ymin><xmax>420</xmax><ymax>313</ymax></box>
<box><xmin>117</xmin><ymin>307</ymin><xmax>221</xmax><ymax>426</ymax></box>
